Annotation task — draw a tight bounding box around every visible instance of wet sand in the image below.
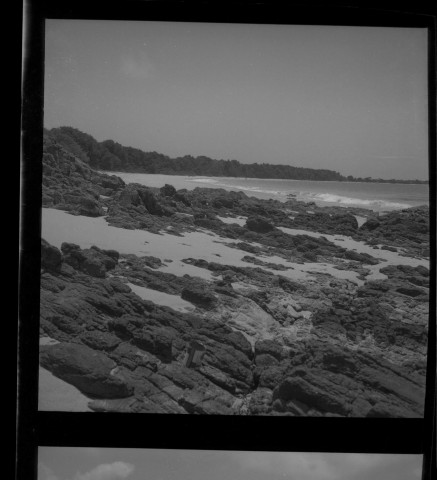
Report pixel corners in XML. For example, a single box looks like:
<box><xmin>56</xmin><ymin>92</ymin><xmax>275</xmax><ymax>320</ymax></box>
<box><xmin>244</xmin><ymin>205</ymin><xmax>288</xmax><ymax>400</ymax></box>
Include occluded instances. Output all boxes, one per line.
<box><xmin>42</xmin><ymin>208</ymin><xmax>428</xmax><ymax>288</ymax></box>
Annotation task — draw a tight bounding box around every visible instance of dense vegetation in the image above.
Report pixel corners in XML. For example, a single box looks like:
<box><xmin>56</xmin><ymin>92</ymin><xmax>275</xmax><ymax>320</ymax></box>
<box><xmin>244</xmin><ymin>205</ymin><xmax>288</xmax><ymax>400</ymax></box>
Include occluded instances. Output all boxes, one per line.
<box><xmin>44</xmin><ymin>127</ymin><xmax>428</xmax><ymax>184</ymax></box>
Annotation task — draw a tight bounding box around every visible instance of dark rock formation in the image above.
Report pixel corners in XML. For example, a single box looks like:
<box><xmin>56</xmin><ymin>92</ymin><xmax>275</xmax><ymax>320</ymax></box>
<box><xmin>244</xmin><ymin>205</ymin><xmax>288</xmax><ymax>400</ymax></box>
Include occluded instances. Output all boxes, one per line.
<box><xmin>39</xmin><ymin>135</ymin><xmax>429</xmax><ymax>417</ymax></box>
<box><xmin>61</xmin><ymin>243</ymin><xmax>118</xmax><ymax>278</ymax></box>
<box><xmin>181</xmin><ymin>286</ymin><xmax>217</xmax><ymax>308</ymax></box>
<box><xmin>245</xmin><ymin>216</ymin><xmax>275</xmax><ymax>233</ymax></box>
<box><xmin>39</xmin><ymin>238</ymin><xmax>428</xmax><ymax>416</ymax></box>
<box><xmin>380</xmin><ymin>264</ymin><xmax>429</xmax><ymax>287</ymax></box>
<box><xmin>241</xmin><ymin>255</ymin><xmax>289</xmax><ymax>271</ymax></box>
<box><xmin>357</xmin><ymin>206</ymin><xmax>429</xmax><ymax>257</ymax></box>
<box><xmin>40</xmin><ymin>342</ymin><xmax>134</xmax><ymax>398</ymax></box>
<box><xmin>280</xmin><ymin>211</ymin><xmax>359</xmax><ymax>236</ymax></box>
<box><xmin>160</xmin><ymin>184</ymin><xmax>177</xmax><ymax>197</ymax></box>
<box><xmin>42</xmin><ymin>136</ymin><xmax>125</xmax><ymax>215</ymax></box>
<box><xmin>41</xmin><ymin>239</ymin><xmax>63</xmax><ymax>272</ymax></box>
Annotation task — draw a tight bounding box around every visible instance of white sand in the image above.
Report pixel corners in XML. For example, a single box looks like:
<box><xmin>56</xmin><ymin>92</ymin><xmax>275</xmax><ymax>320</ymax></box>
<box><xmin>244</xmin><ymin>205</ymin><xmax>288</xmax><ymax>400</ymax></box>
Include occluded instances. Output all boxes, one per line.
<box><xmin>38</xmin><ymin>336</ymin><xmax>92</xmax><ymax>411</ymax></box>
<box><xmin>217</xmin><ymin>215</ymin><xmax>247</xmax><ymax>226</ymax></box>
<box><xmin>278</xmin><ymin>225</ymin><xmax>429</xmax><ymax>281</ymax></box>
<box><xmin>42</xmin><ymin>208</ymin><xmax>428</xmax><ymax>289</ymax></box>
<box><xmin>126</xmin><ymin>282</ymin><xmax>195</xmax><ymax>313</ymax></box>
<box><xmin>38</xmin><ymin>367</ymin><xmax>92</xmax><ymax>412</ymax></box>
<box><xmin>40</xmin><ymin>336</ymin><xmax>60</xmax><ymax>346</ymax></box>
<box><xmin>354</xmin><ymin>215</ymin><xmax>368</xmax><ymax>228</ymax></box>
<box><xmin>42</xmin><ymin>208</ymin><xmax>306</xmax><ymax>281</ymax></box>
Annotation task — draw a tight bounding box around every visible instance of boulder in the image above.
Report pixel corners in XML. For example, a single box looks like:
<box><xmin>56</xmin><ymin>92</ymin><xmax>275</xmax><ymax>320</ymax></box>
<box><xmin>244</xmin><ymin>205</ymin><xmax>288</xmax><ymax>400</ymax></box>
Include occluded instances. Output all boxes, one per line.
<box><xmin>119</xmin><ymin>186</ymin><xmax>141</xmax><ymax>207</ymax></box>
<box><xmin>212</xmin><ymin>196</ymin><xmax>236</xmax><ymax>209</ymax></box>
<box><xmin>245</xmin><ymin>216</ymin><xmax>275</xmax><ymax>233</ymax></box>
<box><xmin>360</xmin><ymin>217</ymin><xmax>380</xmax><ymax>231</ymax></box>
<box><xmin>99</xmin><ymin>175</ymin><xmax>125</xmax><ymax>191</ymax></box>
<box><xmin>396</xmin><ymin>286</ymin><xmax>425</xmax><ymax>298</ymax></box>
<box><xmin>41</xmin><ymin>239</ymin><xmax>62</xmax><ymax>272</ymax></box>
<box><xmin>61</xmin><ymin>243</ymin><xmax>118</xmax><ymax>278</ymax></box>
<box><xmin>254</xmin><ymin>339</ymin><xmax>286</xmax><ymax>361</ymax></box>
<box><xmin>78</xmin><ymin>196</ymin><xmax>105</xmax><ymax>217</ymax></box>
<box><xmin>344</xmin><ymin>249</ymin><xmax>379</xmax><ymax>265</ymax></box>
<box><xmin>273</xmin><ymin>371</ymin><xmax>351</xmax><ymax>416</ymax></box>
<box><xmin>160</xmin><ymin>184</ymin><xmax>177</xmax><ymax>197</ymax></box>
<box><xmin>181</xmin><ymin>285</ymin><xmax>217</xmax><ymax>308</ymax></box>
<box><xmin>137</xmin><ymin>187</ymin><xmax>165</xmax><ymax>215</ymax></box>
<box><xmin>79</xmin><ymin>331</ymin><xmax>121</xmax><ymax>351</ymax></box>
<box><xmin>40</xmin><ymin>342</ymin><xmax>134</xmax><ymax>398</ymax></box>
<box><xmin>131</xmin><ymin>327</ymin><xmax>174</xmax><ymax>362</ymax></box>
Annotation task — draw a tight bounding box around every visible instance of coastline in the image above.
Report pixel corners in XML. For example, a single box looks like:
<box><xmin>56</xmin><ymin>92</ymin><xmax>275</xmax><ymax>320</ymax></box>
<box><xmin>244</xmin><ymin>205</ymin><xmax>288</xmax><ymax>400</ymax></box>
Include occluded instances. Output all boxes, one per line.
<box><xmin>115</xmin><ymin>172</ymin><xmax>429</xmax><ymax>185</ymax></box>
<box><xmin>108</xmin><ymin>172</ymin><xmax>429</xmax><ymax>211</ymax></box>
<box><xmin>39</xmin><ymin>139</ymin><xmax>430</xmax><ymax>416</ymax></box>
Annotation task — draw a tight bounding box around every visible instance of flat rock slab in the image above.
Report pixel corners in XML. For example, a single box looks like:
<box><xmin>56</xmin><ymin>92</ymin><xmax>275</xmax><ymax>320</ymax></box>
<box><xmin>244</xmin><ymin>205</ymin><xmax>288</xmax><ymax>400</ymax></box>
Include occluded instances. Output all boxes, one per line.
<box><xmin>40</xmin><ymin>342</ymin><xmax>134</xmax><ymax>398</ymax></box>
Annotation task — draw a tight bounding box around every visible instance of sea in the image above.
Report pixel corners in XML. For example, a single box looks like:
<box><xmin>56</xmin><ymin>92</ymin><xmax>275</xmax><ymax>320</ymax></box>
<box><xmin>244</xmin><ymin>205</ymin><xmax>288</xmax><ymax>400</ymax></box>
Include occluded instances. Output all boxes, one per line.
<box><xmin>109</xmin><ymin>173</ymin><xmax>429</xmax><ymax>212</ymax></box>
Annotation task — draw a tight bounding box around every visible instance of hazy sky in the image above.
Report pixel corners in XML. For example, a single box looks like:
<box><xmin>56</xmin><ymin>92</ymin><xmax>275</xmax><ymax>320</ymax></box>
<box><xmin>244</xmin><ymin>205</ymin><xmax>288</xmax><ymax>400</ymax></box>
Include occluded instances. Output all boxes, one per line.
<box><xmin>44</xmin><ymin>20</ymin><xmax>429</xmax><ymax>180</ymax></box>
<box><xmin>38</xmin><ymin>448</ymin><xmax>423</xmax><ymax>480</ymax></box>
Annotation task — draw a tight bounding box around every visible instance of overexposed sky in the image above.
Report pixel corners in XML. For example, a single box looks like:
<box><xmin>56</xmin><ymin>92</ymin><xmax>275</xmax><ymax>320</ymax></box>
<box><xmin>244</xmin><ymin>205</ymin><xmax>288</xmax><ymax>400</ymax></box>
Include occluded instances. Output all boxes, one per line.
<box><xmin>38</xmin><ymin>448</ymin><xmax>423</xmax><ymax>480</ymax></box>
<box><xmin>44</xmin><ymin>20</ymin><xmax>429</xmax><ymax>180</ymax></box>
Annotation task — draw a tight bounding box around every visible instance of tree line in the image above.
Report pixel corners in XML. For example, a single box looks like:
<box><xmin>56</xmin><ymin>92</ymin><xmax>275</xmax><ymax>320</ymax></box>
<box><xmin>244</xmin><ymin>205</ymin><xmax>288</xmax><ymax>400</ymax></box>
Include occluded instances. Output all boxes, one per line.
<box><xmin>44</xmin><ymin>126</ymin><xmax>428</xmax><ymax>184</ymax></box>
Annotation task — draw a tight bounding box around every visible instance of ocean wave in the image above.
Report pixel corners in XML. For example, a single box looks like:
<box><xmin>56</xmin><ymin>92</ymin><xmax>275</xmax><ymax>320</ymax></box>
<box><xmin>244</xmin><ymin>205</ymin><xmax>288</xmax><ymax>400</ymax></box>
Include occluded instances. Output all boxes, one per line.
<box><xmin>225</xmin><ymin>184</ymin><xmax>283</xmax><ymax>196</ymax></box>
<box><xmin>296</xmin><ymin>192</ymin><xmax>411</xmax><ymax>209</ymax></box>
<box><xmin>189</xmin><ymin>177</ymin><xmax>219</xmax><ymax>184</ymax></box>
<box><xmin>187</xmin><ymin>177</ymin><xmax>416</xmax><ymax>210</ymax></box>
<box><xmin>188</xmin><ymin>178</ymin><xmax>283</xmax><ymax>196</ymax></box>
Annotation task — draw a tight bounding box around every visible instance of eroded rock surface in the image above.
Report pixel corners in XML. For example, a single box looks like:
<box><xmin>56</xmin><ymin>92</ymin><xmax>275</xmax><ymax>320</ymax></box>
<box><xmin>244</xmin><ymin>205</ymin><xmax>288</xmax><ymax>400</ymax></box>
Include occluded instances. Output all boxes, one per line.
<box><xmin>40</xmin><ymin>239</ymin><xmax>428</xmax><ymax>416</ymax></box>
<box><xmin>39</xmin><ymin>137</ymin><xmax>430</xmax><ymax>416</ymax></box>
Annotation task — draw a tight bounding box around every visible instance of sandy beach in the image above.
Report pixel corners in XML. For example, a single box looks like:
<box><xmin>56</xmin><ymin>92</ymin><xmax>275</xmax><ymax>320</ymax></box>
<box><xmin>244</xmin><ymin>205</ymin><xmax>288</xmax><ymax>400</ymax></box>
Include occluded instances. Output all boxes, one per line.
<box><xmin>39</xmin><ymin>142</ymin><xmax>430</xmax><ymax>416</ymax></box>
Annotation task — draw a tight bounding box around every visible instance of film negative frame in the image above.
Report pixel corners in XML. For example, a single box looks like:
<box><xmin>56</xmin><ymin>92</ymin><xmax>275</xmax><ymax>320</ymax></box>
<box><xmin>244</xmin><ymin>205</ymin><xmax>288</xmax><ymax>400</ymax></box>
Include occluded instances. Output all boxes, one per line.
<box><xmin>18</xmin><ymin>1</ymin><xmax>436</xmax><ymax>479</ymax></box>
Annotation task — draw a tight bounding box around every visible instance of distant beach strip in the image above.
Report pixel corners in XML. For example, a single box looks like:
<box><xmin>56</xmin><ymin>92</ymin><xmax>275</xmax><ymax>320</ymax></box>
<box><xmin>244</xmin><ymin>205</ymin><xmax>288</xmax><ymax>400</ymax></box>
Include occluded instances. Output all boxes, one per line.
<box><xmin>111</xmin><ymin>173</ymin><xmax>429</xmax><ymax>212</ymax></box>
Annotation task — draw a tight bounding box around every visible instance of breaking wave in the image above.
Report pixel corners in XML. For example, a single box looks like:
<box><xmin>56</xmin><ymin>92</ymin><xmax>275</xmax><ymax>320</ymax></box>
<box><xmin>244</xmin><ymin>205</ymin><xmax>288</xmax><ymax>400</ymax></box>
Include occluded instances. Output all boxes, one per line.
<box><xmin>185</xmin><ymin>176</ymin><xmax>426</xmax><ymax>211</ymax></box>
<box><xmin>188</xmin><ymin>177</ymin><xmax>283</xmax><ymax>197</ymax></box>
<box><xmin>295</xmin><ymin>192</ymin><xmax>412</xmax><ymax>210</ymax></box>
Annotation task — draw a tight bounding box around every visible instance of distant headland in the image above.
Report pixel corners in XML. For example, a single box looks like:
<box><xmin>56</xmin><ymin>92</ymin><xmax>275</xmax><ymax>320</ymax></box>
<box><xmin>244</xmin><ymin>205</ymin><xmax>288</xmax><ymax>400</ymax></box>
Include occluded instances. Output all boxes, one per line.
<box><xmin>44</xmin><ymin>127</ymin><xmax>428</xmax><ymax>185</ymax></box>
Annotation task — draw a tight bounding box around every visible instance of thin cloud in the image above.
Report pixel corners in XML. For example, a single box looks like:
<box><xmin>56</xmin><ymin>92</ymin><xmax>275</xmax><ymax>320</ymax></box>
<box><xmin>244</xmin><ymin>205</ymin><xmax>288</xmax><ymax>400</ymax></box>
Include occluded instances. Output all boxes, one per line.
<box><xmin>73</xmin><ymin>462</ymin><xmax>135</xmax><ymax>480</ymax></box>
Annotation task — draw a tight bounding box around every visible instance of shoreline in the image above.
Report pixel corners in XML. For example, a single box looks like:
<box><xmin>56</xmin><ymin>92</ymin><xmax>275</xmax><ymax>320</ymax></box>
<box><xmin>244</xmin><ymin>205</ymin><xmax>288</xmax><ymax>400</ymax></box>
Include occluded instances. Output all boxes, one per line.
<box><xmin>106</xmin><ymin>171</ymin><xmax>429</xmax><ymax>186</ymax></box>
<box><xmin>39</xmin><ymin>139</ymin><xmax>430</xmax><ymax>416</ymax></box>
<box><xmin>107</xmin><ymin>172</ymin><xmax>428</xmax><ymax>212</ymax></box>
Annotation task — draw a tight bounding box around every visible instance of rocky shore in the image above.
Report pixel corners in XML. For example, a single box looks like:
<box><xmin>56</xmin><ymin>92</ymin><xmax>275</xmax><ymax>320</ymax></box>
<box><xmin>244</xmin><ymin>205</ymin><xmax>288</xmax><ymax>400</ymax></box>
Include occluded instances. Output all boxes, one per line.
<box><xmin>39</xmin><ymin>136</ymin><xmax>430</xmax><ymax>416</ymax></box>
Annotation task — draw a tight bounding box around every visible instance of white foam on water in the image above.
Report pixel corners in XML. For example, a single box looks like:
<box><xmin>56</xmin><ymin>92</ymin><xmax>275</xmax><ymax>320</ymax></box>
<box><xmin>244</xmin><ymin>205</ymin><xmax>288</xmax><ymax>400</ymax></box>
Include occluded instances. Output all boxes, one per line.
<box><xmin>187</xmin><ymin>177</ymin><xmax>284</xmax><ymax>198</ymax></box>
<box><xmin>107</xmin><ymin>173</ymin><xmax>427</xmax><ymax>212</ymax></box>
<box><xmin>188</xmin><ymin>177</ymin><xmax>219</xmax><ymax>184</ymax></box>
<box><xmin>294</xmin><ymin>191</ymin><xmax>412</xmax><ymax>210</ymax></box>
